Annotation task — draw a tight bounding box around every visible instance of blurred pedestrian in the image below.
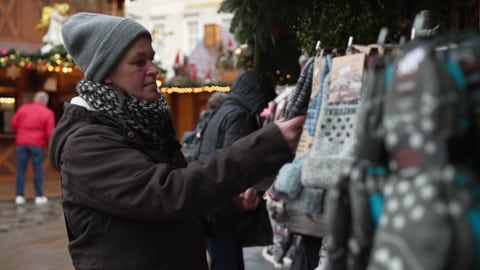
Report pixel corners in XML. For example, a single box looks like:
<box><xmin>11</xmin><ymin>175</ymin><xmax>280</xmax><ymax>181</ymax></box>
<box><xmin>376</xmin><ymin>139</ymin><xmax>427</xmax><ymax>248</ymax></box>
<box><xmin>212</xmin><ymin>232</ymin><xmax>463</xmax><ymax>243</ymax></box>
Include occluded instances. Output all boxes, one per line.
<box><xmin>48</xmin><ymin>12</ymin><xmax>305</xmax><ymax>270</ymax></box>
<box><xmin>11</xmin><ymin>91</ymin><xmax>55</xmax><ymax>205</ymax></box>
<box><xmin>182</xmin><ymin>91</ymin><xmax>228</xmax><ymax>163</ymax></box>
<box><xmin>198</xmin><ymin>70</ymin><xmax>277</xmax><ymax>270</ymax></box>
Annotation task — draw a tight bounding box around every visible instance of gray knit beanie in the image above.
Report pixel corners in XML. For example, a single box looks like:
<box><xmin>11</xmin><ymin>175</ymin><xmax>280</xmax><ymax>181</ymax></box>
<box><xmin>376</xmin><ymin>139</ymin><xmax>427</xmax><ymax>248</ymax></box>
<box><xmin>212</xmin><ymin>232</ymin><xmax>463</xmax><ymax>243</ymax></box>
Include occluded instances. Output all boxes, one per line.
<box><xmin>62</xmin><ymin>12</ymin><xmax>151</xmax><ymax>83</ymax></box>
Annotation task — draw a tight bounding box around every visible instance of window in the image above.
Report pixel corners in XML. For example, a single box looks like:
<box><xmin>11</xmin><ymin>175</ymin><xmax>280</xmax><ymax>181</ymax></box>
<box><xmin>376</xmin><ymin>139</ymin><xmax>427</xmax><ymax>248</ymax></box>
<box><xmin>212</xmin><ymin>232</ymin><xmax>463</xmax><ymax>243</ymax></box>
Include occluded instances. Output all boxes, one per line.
<box><xmin>153</xmin><ymin>23</ymin><xmax>167</xmax><ymax>62</ymax></box>
<box><xmin>220</xmin><ymin>17</ymin><xmax>232</xmax><ymax>31</ymax></box>
<box><xmin>186</xmin><ymin>20</ymin><xmax>200</xmax><ymax>54</ymax></box>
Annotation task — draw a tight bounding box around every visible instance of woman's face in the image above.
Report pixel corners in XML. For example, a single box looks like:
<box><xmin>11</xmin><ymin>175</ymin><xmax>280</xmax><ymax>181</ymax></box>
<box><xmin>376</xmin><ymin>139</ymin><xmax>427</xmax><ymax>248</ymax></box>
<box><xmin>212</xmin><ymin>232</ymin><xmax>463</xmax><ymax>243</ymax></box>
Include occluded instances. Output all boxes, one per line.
<box><xmin>105</xmin><ymin>36</ymin><xmax>159</xmax><ymax>102</ymax></box>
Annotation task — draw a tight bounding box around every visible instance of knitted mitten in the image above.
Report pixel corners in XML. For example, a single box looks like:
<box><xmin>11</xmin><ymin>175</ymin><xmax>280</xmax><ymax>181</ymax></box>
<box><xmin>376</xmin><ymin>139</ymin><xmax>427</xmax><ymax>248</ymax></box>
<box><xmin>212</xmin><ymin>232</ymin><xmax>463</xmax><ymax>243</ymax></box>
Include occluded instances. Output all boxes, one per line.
<box><xmin>324</xmin><ymin>170</ymin><xmax>351</xmax><ymax>270</ymax></box>
<box><xmin>273</xmin><ymin>55</ymin><xmax>331</xmax><ymax>202</ymax></box>
<box><xmin>367</xmin><ymin>168</ymin><xmax>478</xmax><ymax>270</ymax></box>
<box><xmin>369</xmin><ymin>40</ymin><xmax>477</xmax><ymax>270</ymax></box>
<box><xmin>302</xmin><ymin>53</ymin><xmax>367</xmax><ymax>189</ymax></box>
<box><xmin>273</xmin><ymin>162</ymin><xmax>303</xmax><ymax>201</ymax></box>
<box><xmin>288</xmin><ymin>186</ymin><xmax>326</xmax><ymax>214</ymax></box>
<box><xmin>285</xmin><ymin>57</ymin><xmax>315</xmax><ymax>120</ymax></box>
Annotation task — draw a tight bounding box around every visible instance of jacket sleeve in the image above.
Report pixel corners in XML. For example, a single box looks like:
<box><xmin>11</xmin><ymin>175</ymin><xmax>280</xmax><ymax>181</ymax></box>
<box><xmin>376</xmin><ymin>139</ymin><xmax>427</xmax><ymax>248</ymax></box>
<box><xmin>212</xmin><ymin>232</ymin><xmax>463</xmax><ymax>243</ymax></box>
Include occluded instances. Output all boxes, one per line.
<box><xmin>60</xmin><ymin>122</ymin><xmax>293</xmax><ymax>221</ymax></box>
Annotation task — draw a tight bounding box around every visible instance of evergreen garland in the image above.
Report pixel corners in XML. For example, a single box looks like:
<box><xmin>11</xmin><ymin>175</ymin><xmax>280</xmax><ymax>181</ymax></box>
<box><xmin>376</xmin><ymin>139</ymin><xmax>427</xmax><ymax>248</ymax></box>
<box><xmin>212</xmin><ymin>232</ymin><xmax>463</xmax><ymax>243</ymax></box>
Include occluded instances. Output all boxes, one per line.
<box><xmin>219</xmin><ymin>0</ymin><xmax>469</xmax><ymax>85</ymax></box>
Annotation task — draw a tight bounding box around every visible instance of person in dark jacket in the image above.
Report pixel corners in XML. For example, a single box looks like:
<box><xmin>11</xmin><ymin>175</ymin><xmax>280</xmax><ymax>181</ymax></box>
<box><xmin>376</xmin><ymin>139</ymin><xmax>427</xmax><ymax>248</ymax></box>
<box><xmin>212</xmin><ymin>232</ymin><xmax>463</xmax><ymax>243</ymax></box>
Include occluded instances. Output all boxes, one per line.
<box><xmin>182</xmin><ymin>91</ymin><xmax>229</xmax><ymax>163</ymax></box>
<box><xmin>198</xmin><ymin>70</ymin><xmax>278</xmax><ymax>270</ymax></box>
<box><xmin>48</xmin><ymin>12</ymin><xmax>305</xmax><ymax>270</ymax></box>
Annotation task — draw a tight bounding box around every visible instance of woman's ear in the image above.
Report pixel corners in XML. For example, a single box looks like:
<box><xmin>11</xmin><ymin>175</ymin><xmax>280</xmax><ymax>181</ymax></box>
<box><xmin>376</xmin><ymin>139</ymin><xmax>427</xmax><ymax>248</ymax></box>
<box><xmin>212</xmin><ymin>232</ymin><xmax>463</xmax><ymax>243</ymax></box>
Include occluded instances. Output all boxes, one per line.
<box><xmin>104</xmin><ymin>76</ymin><xmax>112</xmax><ymax>84</ymax></box>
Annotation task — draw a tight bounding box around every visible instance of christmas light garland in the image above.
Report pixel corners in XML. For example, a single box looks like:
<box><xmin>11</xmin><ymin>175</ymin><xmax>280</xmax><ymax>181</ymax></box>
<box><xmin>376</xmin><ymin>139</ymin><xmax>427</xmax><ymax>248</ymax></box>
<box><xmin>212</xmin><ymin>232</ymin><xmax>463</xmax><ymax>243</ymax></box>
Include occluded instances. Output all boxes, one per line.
<box><xmin>0</xmin><ymin>48</ymin><xmax>77</xmax><ymax>73</ymax></box>
<box><xmin>0</xmin><ymin>48</ymin><xmax>230</xmax><ymax>94</ymax></box>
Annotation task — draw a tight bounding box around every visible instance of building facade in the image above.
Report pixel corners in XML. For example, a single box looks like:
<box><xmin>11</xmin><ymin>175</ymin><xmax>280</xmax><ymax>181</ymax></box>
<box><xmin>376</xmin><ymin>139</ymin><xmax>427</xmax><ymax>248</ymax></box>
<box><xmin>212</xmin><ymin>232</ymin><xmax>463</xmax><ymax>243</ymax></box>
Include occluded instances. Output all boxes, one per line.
<box><xmin>125</xmin><ymin>0</ymin><xmax>234</xmax><ymax>80</ymax></box>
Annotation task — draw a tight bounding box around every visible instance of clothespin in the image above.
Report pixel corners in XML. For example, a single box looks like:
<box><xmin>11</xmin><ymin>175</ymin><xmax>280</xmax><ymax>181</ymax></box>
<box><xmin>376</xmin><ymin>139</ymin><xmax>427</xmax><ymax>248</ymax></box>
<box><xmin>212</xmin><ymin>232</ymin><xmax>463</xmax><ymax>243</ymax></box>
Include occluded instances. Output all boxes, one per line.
<box><xmin>410</xmin><ymin>28</ymin><xmax>416</xmax><ymax>40</ymax></box>
<box><xmin>346</xmin><ymin>36</ymin><xmax>354</xmax><ymax>55</ymax></box>
<box><xmin>411</xmin><ymin>10</ymin><xmax>439</xmax><ymax>40</ymax></box>
<box><xmin>377</xmin><ymin>27</ymin><xmax>388</xmax><ymax>45</ymax></box>
<box><xmin>348</xmin><ymin>36</ymin><xmax>354</xmax><ymax>48</ymax></box>
<box><xmin>315</xmin><ymin>40</ymin><xmax>323</xmax><ymax>57</ymax></box>
<box><xmin>315</xmin><ymin>40</ymin><xmax>322</xmax><ymax>52</ymax></box>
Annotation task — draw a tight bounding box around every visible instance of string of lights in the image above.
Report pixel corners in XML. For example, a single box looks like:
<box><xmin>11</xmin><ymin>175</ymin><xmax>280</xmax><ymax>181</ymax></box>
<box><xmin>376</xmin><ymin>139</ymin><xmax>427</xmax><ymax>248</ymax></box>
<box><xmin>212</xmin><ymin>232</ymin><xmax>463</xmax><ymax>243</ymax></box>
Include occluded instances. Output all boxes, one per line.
<box><xmin>0</xmin><ymin>48</ymin><xmax>77</xmax><ymax>73</ymax></box>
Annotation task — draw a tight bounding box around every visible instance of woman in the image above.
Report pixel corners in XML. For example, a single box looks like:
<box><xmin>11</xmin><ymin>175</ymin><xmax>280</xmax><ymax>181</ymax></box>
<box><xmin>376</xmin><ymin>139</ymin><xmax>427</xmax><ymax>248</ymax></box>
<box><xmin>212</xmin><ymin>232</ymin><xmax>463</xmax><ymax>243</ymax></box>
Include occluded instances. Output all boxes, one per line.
<box><xmin>49</xmin><ymin>12</ymin><xmax>304</xmax><ymax>269</ymax></box>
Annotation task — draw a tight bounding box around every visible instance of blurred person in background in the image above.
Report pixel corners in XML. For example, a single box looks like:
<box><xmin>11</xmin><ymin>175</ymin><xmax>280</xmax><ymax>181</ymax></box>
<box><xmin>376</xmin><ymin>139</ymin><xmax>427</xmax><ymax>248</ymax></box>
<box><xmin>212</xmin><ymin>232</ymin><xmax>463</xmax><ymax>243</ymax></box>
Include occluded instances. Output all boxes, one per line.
<box><xmin>11</xmin><ymin>91</ymin><xmax>55</xmax><ymax>205</ymax></box>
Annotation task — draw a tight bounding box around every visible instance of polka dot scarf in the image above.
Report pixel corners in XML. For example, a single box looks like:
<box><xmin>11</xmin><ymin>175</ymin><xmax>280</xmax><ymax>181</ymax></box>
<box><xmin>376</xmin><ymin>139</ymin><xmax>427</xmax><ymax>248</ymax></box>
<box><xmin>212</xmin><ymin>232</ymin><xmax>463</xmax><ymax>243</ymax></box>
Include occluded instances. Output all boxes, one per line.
<box><xmin>76</xmin><ymin>79</ymin><xmax>180</xmax><ymax>154</ymax></box>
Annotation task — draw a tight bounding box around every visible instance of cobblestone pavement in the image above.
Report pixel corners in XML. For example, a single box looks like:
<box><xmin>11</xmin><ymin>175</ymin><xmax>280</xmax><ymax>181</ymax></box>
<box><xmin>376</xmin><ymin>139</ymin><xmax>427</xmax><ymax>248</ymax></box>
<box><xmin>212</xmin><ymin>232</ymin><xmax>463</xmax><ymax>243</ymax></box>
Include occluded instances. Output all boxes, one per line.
<box><xmin>0</xmin><ymin>197</ymin><xmax>280</xmax><ymax>270</ymax></box>
<box><xmin>0</xmin><ymin>198</ymin><xmax>63</xmax><ymax>233</ymax></box>
<box><xmin>0</xmin><ymin>198</ymin><xmax>73</xmax><ymax>270</ymax></box>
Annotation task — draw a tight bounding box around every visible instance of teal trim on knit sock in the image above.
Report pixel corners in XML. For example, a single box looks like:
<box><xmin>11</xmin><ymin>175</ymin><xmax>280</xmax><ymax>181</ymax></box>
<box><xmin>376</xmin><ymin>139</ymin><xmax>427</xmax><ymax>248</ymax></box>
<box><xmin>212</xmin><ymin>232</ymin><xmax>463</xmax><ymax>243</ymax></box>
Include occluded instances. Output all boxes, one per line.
<box><xmin>467</xmin><ymin>209</ymin><xmax>480</xmax><ymax>268</ymax></box>
<box><xmin>445</xmin><ymin>57</ymin><xmax>467</xmax><ymax>90</ymax></box>
<box><xmin>369</xmin><ymin>193</ymin><xmax>383</xmax><ymax>229</ymax></box>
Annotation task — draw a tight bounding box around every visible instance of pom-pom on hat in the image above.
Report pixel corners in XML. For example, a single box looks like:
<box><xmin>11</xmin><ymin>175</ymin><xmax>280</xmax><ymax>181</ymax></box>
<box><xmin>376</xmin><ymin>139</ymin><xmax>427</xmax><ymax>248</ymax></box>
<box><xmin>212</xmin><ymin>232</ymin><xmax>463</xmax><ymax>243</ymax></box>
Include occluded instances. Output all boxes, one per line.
<box><xmin>62</xmin><ymin>12</ymin><xmax>151</xmax><ymax>83</ymax></box>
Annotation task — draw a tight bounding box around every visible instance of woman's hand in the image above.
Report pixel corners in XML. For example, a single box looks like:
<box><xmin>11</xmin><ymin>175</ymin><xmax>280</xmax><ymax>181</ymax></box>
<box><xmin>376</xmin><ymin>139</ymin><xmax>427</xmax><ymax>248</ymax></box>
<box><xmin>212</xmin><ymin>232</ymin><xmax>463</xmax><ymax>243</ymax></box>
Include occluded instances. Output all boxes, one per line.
<box><xmin>232</xmin><ymin>188</ymin><xmax>260</xmax><ymax>211</ymax></box>
<box><xmin>275</xmin><ymin>115</ymin><xmax>305</xmax><ymax>153</ymax></box>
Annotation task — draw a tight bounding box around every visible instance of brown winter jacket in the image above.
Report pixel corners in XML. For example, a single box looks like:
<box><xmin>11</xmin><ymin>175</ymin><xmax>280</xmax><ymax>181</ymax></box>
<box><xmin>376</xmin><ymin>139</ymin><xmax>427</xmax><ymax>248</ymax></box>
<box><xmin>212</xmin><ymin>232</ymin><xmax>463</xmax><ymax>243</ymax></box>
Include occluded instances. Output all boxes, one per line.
<box><xmin>48</xmin><ymin>101</ymin><xmax>294</xmax><ymax>270</ymax></box>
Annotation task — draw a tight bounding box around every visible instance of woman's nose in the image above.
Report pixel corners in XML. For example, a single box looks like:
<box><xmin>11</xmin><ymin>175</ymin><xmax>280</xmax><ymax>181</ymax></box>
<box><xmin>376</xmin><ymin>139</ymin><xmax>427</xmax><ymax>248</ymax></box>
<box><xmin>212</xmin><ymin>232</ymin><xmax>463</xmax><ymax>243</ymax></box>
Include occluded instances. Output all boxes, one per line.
<box><xmin>147</xmin><ymin>61</ymin><xmax>159</xmax><ymax>76</ymax></box>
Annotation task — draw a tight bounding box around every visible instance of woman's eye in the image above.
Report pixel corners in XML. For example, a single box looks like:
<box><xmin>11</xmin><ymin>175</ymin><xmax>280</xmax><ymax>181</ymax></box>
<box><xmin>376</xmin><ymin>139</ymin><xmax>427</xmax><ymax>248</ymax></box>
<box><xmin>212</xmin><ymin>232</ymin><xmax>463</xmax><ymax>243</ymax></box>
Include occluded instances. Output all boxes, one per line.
<box><xmin>134</xmin><ymin>59</ymin><xmax>146</xmax><ymax>66</ymax></box>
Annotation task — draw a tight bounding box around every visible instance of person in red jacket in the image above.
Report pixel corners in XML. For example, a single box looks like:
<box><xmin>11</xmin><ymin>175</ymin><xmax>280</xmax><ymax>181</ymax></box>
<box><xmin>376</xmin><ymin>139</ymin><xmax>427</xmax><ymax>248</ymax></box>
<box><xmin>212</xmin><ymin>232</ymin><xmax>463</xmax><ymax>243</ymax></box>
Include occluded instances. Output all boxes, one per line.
<box><xmin>11</xmin><ymin>91</ymin><xmax>55</xmax><ymax>205</ymax></box>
